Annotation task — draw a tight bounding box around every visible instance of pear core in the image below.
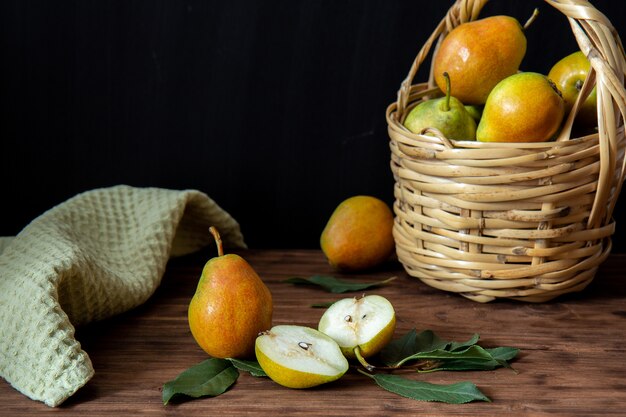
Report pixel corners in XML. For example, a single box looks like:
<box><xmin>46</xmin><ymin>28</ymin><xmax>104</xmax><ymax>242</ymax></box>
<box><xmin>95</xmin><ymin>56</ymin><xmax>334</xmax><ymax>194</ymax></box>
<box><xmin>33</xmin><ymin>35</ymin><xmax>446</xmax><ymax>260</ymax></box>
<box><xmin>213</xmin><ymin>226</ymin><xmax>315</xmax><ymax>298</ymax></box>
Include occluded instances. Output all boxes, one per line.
<box><xmin>255</xmin><ymin>325</ymin><xmax>349</xmax><ymax>389</ymax></box>
<box><xmin>318</xmin><ymin>295</ymin><xmax>396</xmax><ymax>358</ymax></box>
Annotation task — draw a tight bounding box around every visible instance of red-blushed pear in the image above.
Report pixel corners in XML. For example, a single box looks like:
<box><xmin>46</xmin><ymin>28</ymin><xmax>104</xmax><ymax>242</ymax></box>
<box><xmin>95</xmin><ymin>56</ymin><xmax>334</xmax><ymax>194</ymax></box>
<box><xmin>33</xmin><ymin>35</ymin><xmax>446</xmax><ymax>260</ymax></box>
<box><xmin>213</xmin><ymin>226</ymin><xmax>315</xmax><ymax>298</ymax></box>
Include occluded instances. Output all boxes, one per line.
<box><xmin>433</xmin><ymin>15</ymin><xmax>527</xmax><ymax>105</ymax></box>
<box><xmin>188</xmin><ymin>227</ymin><xmax>272</xmax><ymax>359</ymax></box>
<box><xmin>321</xmin><ymin>195</ymin><xmax>395</xmax><ymax>272</ymax></box>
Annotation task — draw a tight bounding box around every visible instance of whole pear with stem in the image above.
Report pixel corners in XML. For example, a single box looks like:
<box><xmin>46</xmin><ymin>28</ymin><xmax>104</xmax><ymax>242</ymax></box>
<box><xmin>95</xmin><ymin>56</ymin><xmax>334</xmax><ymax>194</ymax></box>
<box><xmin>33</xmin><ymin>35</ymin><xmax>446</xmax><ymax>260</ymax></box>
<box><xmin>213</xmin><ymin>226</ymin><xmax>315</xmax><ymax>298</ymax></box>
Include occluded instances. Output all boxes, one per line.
<box><xmin>404</xmin><ymin>72</ymin><xmax>477</xmax><ymax>140</ymax></box>
<box><xmin>188</xmin><ymin>227</ymin><xmax>272</xmax><ymax>359</ymax></box>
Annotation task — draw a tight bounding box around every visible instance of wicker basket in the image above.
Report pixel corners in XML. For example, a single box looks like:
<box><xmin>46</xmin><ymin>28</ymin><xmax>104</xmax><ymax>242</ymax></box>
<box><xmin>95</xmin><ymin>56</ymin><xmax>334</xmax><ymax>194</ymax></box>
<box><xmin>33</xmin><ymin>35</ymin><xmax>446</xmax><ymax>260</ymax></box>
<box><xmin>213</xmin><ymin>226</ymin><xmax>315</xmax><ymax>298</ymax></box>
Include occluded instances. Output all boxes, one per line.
<box><xmin>387</xmin><ymin>0</ymin><xmax>626</xmax><ymax>302</ymax></box>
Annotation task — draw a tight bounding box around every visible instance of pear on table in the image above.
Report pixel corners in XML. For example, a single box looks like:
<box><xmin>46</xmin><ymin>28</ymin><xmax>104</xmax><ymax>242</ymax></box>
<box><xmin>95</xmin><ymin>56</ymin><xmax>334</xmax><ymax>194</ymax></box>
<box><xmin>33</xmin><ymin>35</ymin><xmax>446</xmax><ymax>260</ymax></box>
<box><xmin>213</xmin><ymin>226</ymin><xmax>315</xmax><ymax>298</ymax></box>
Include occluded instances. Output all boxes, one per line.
<box><xmin>187</xmin><ymin>227</ymin><xmax>272</xmax><ymax>359</ymax></box>
<box><xmin>255</xmin><ymin>325</ymin><xmax>349</xmax><ymax>389</ymax></box>
<box><xmin>318</xmin><ymin>295</ymin><xmax>396</xmax><ymax>371</ymax></box>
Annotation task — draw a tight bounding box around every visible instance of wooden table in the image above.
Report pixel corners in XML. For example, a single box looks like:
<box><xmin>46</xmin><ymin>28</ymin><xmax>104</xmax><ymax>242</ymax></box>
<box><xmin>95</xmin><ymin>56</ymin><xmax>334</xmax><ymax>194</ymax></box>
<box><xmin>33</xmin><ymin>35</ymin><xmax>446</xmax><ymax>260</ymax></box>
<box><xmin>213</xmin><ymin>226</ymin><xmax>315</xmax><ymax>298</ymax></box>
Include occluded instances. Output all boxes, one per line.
<box><xmin>3</xmin><ymin>249</ymin><xmax>626</xmax><ymax>416</ymax></box>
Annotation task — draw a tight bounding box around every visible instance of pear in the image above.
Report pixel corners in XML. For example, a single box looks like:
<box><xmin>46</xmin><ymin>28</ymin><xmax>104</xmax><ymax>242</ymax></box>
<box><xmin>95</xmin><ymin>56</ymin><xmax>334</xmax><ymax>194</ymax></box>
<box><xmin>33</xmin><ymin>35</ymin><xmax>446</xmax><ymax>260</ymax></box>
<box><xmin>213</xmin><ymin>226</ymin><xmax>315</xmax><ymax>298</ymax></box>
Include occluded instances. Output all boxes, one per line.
<box><xmin>321</xmin><ymin>195</ymin><xmax>395</xmax><ymax>272</ymax></box>
<box><xmin>548</xmin><ymin>50</ymin><xmax>597</xmax><ymax>130</ymax></box>
<box><xmin>477</xmin><ymin>72</ymin><xmax>565</xmax><ymax>143</ymax></box>
<box><xmin>188</xmin><ymin>227</ymin><xmax>272</xmax><ymax>359</ymax></box>
<box><xmin>403</xmin><ymin>72</ymin><xmax>477</xmax><ymax>141</ymax></box>
<box><xmin>464</xmin><ymin>105</ymin><xmax>483</xmax><ymax>123</ymax></box>
<box><xmin>255</xmin><ymin>325</ymin><xmax>349</xmax><ymax>389</ymax></box>
<box><xmin>318</xmin><ymin>295</ymin><xmax>396</xmax><ymax>371</ymax></box>
<box><xmin>433</xmin><ymin>15</ymin><xmax>527</xmax><ymax>105</ymax></box>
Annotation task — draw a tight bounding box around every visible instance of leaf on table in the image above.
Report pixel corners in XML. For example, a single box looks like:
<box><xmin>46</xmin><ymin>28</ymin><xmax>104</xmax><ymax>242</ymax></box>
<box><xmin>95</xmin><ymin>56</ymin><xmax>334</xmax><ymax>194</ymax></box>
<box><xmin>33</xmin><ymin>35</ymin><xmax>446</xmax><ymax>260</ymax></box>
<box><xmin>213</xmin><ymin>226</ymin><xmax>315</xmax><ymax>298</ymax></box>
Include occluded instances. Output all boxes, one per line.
<box><xmin>284</xmin><ymin>275</ymin><xmax>396</xmax><ymax>293</ymax></box>
<box><xmin>368</xmin><ymin>373</ymin><xmax>491</xmax><ymax>403</ymax></box>
<box><xmin>311</xmin><ymin>301</ymin><xmax>336</xmax><ymax>308</ymax></box>
<box><xmin>162</xmin><ymin>358</ymin><xmax>239</xmax><ymax>405</ymax></box>
<box><xmin>228</xmin><ymin>358</ymin><xmax>267</xmax><ymax>377</ymax></box>
<box><xmin>380</xmin><ymin>329</ymin><xmax>448</xmax><ymax>366</ymax></box>
<box><xmin>379</xmin><ymin>329</ymin><xmax>519</xmax><ymax>371</ymax></box>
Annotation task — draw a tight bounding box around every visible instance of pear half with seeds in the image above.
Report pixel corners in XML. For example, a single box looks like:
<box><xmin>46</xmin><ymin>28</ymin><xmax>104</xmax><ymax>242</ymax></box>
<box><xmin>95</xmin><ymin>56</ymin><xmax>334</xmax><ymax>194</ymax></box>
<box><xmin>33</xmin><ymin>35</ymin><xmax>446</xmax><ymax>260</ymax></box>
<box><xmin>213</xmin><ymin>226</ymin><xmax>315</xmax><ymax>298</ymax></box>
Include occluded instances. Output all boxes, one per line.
<box><xmin>255</xmin><ymin>325</ymin><xmax>349</xmax><ymax>389</ymax></box>
<box><xmin>318</xmin><ymin>295</ymin><xmax>396</xmax><ymax>370</ymax></box>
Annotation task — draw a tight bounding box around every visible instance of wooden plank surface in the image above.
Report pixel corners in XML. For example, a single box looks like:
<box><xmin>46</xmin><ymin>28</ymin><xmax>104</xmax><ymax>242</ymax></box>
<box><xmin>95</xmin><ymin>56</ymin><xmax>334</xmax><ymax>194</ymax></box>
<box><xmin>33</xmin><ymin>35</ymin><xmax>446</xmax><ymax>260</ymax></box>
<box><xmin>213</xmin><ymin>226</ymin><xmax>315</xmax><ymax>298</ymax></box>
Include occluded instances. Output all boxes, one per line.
<box><xmin>2</xmin><ymin>249</ymin><xmax>626</xmax><ymax>416</ymax></box>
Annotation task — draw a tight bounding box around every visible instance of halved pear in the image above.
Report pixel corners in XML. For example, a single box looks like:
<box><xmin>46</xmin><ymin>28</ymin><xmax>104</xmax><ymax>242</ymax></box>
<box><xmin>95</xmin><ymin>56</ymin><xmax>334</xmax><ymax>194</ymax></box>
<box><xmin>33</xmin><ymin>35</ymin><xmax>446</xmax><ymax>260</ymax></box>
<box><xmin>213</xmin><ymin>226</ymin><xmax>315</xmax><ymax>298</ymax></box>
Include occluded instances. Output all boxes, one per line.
<box><xmin>255</xmin><ymin>325</ymin><xmax>349</xmax><ymax>389</ymax></box>
<box><xmin>318</xmin><ymin>295</ymin><xmax>396</xmax><ymax>370</ymax></box>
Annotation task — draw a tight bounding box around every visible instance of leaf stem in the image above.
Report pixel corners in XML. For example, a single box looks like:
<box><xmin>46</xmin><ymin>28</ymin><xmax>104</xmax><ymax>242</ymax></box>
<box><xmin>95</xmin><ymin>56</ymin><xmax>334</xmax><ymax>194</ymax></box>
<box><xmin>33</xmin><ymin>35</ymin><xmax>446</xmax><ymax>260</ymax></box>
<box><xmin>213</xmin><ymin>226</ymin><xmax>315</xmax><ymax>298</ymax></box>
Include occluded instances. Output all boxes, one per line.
<box><xmin>354</xmin><ymin>346</ymin><xmax>376</xmax><ymax>372</ymax></box>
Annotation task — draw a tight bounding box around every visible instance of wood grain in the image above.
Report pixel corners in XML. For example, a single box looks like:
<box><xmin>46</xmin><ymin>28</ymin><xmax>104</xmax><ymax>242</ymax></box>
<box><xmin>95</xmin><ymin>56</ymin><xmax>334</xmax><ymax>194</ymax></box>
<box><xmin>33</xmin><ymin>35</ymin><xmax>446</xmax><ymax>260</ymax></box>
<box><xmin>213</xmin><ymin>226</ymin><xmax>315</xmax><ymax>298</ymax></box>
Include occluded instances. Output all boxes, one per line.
<box><xmin>2</xmin><ymin>249</ymin><xmax>626</xmax><ymax>416</ymax></box>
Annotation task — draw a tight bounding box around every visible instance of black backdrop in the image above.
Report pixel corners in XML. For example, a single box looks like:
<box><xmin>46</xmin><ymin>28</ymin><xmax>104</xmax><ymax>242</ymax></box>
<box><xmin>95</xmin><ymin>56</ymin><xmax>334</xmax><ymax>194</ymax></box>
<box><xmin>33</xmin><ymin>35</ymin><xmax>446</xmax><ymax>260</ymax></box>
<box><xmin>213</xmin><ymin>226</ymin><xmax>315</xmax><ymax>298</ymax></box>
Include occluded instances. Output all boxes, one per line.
<box><xmin>2</xmin><ymin>0</ymin><xmax>625</xmax><ymax>250</ymax></box>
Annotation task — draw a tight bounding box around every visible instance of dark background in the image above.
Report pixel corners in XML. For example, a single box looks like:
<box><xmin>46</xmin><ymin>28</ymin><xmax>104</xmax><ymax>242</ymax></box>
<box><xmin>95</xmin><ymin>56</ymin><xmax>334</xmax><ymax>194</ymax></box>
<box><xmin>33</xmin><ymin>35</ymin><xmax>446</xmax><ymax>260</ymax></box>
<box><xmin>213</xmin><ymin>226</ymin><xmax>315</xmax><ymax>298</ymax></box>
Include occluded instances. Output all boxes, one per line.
<box><xmin>2</xmin><ymin>0</ymin><xmax>625</xmax><ymax>250</ymax></box>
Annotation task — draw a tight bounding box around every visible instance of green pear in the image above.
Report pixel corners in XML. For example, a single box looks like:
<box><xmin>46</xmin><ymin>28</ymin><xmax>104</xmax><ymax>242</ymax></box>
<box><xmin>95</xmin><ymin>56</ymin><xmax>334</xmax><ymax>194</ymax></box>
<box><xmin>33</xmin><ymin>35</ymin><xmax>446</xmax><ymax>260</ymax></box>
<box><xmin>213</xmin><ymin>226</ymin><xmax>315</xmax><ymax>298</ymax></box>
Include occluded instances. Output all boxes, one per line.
<box><xmin>404</xmin><ymin>72</ymin><xmax>477</xmax><ymax>140</ymax></box>
<box><xmin>464</xmin><ymin>105</ymin><xmax>483</xmax><ymax>123</ymax></box>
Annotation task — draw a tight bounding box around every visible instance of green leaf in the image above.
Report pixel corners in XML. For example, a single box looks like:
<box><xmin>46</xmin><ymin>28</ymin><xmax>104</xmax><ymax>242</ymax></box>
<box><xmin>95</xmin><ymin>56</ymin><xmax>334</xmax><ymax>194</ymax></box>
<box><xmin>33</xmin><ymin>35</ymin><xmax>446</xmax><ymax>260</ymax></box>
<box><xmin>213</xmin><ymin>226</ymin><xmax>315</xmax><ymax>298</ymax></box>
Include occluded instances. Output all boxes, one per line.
<box><xmin>311</xmin><ymin>301</ymin><xmax>336</xmax><ymax>308</ymax></box>
<box><xmin>379</xmin><ymin>329</ymin><xmax>450</xmax><ymax>367</ymax></box>
<box><xmin>486</xmin><ymin>346</ymin><xmax>519</xmax><ymax>362</ymax></box>
<box><xmin>284</xmin><ymin>275</ymin><xmax>396</xmax><ymax>293</ymax></box>
<box><xmin>397</xmin><ymin>345</ymin><xmax>502</xmax><ymax>368</ymax></box>
<box><xmin>449</xmin><ymin>333</ymin><xmax>480</xmax><ymax>352</ymax></box>
<box><xmin>368</xmin><ymin>373</ymin><xmax>491</xmax><ymax>403</ymax></box>
<box><xmin>227</xmin><ymin>358</ymin><xmax>267</xmax><ymax>377</ymax></box>
<box><xmin>162</xmin><ymin>358</ymin><xmax>239</xmax><ymax>405</ymax></box>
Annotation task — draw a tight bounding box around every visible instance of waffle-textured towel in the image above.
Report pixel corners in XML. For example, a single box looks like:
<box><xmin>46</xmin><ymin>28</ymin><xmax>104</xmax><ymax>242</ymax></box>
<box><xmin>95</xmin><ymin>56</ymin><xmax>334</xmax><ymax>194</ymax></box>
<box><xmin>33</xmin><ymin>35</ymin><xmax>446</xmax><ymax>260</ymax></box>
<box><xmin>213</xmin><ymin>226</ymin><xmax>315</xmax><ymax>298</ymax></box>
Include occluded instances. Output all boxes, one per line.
<box><xmin>0</xmin><ymin>185</ymin><xmax>245</xmax><ymax>407</ymax></box>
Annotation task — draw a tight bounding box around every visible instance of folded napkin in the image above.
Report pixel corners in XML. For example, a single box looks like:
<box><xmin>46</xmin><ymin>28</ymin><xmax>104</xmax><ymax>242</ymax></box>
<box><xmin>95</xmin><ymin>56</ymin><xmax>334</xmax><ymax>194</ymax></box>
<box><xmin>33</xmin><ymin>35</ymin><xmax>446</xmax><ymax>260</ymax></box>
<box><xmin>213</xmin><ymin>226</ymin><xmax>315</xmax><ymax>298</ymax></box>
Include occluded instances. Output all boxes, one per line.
<box><xmin>0</xmin><ymin>185</ymin><xmax>245</xmax><ymax>407</ymax></box>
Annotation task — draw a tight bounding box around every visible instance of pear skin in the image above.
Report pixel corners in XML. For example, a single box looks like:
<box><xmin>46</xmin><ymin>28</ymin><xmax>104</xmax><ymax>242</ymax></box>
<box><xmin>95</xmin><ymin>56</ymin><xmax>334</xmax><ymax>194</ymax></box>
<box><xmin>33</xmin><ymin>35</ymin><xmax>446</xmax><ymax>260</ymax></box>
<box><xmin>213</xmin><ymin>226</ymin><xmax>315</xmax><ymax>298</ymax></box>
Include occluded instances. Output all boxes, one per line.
<box><xmin>433</xmin><ymin>15</ymin><xmax>527</xmax><ymax>105</ymax></box>
<box><xmin>548</xmin><ymin>50</ymin><xmax>597</xmax><ymax>130</ymax></box>
<box><xmin>321</xmin><ymin>196</ymin><xmax>395</xmax><ymax>272</ymax></box>
<box><xmin>188</xmin><ymin>227</ymin><xmax>272</xmax><ymax>359</ymax></box>
<box><xmin>477</xmin><ymin>72</ymin><xmax>565</xmax><ymax>143</ymax></box>
<box><xmin>404</xmin><ymin>73</ymin><xmax>477</xmax><ymax>141</ymax></box>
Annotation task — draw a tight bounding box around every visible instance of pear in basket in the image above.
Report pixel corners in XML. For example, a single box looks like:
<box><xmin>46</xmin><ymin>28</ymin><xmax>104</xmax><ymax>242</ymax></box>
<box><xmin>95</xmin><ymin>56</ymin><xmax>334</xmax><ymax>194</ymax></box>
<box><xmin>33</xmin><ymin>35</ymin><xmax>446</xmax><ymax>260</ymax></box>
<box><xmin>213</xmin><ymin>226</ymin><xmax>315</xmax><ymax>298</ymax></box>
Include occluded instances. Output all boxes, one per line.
<box><xmin>477</xmin><ymin>72</ymin><xmax>565</xmax><ymax>143</ymax></box>
<box><xmin>433</xmin><ymin>15</ymin><xmax>527</xmax><ymax>105</ymax></box>
<box><xmin>403</xmin><ymin>72</ymin><xmax>477</xmax><ymax>140</ymax></box>
<box><xmin>548</xmin><ymin>50</ymin><xmax>597</xmax><ymax>130</ymax></box>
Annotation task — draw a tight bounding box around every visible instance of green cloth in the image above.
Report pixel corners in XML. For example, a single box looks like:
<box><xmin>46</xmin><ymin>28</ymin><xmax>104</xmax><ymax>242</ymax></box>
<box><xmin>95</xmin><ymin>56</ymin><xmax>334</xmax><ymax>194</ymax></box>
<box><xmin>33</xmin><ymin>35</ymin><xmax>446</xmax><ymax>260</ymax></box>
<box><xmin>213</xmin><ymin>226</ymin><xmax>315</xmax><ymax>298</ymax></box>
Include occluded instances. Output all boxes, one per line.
<box><xmin>0</xmin><ymin>185</ymin><xmax>245</xmax><ymax>406</ymax></box>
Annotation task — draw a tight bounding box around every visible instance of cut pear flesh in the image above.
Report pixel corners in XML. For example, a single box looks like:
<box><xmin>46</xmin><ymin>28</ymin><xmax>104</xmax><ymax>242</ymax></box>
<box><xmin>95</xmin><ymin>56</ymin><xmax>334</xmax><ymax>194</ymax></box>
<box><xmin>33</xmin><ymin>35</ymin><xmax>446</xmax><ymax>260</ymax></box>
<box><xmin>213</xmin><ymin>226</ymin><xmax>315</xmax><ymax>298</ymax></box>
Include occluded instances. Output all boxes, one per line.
<box><xmin>255</xmin><ymin>325</ymin><xmax>349</xmax><ymax>388</ymax></box>
<box><xmin>318</xmin><ymin>295</ymin><xmax>396</xmax><ymax>358</ymax></box>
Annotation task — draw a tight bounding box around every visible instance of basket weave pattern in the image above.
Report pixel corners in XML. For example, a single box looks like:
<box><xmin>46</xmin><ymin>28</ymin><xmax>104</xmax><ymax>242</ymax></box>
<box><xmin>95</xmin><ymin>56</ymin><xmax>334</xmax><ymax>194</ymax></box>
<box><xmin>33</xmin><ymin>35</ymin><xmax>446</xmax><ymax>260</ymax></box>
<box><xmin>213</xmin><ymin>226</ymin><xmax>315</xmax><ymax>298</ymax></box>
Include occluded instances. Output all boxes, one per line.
<box><xmin>387</xmin><ymin>0</ymin><xmax>626</xmax><ymax>302</ymax></box>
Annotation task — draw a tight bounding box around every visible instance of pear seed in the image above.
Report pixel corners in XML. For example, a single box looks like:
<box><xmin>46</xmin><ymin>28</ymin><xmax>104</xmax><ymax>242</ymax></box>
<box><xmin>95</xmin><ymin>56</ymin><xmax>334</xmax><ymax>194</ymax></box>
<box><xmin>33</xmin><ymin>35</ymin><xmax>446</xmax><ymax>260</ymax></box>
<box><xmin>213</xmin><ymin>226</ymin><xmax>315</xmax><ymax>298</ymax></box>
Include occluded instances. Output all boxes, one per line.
<box><xmin>298</xmin><ymin>342</ymin><xmax>312</xmax><ymax>350</ymax></box>
<box><xmin>344</xmin><ymin>315</ymin><xmax>353</xmax><ymax>322</ymax></box>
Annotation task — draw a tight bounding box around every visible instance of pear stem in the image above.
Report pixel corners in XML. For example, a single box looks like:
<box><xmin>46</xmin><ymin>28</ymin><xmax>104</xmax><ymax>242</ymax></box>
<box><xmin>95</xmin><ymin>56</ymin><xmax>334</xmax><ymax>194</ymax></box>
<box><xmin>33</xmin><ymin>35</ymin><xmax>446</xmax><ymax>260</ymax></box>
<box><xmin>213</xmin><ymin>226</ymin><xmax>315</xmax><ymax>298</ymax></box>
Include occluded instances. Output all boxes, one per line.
<box><xmin>523</xmin><ymin>8</ymin><xmax>539</xmax><ymax>30</ymax></box>
<box><xmin>354</xmin><ymin>346</ymin><xmax>376</xmax><ymax>372</ymax></box>
<box><xmin>209</xmin><ymin>226</ymin><xmax>224</xmax><ymax>257</ymax></box>
<box><xmin>442</xmin><ymin>72</ymin><xmax>451</xmax><ymax>112</ymax></box>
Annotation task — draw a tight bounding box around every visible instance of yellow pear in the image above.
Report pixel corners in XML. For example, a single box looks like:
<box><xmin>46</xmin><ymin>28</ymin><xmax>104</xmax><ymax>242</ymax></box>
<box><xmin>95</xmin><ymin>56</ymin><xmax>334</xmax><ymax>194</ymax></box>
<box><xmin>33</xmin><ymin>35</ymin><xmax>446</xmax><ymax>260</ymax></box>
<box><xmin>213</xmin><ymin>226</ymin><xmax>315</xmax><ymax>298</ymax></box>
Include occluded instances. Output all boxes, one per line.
<box><xmin>548</xmin><ymin>50</ymin><xmax>597</xmax><ymax>129</ymax></box>
<box><xmin>477</xmin><ymin>72</ymin><xmax>565</xmax><ymax>143</ymax></box>
<box><xmin>320</xmin><ymin>196</ymin><xmax>395</xmax><ymax>271</ymax></box>
<box><xmin>255</xmin><ymin>325</ymin><xmax>349</xmax><ymax>389</ymax></box>
<box><xmin>188</xmin><ymin>227</ymin><xmax>272</xmax><ymax>359</ymax></box>
<box><xmin>433</xmin><ymin>15</ymin><xmax>527</xmax><ymax>105</ymax></box>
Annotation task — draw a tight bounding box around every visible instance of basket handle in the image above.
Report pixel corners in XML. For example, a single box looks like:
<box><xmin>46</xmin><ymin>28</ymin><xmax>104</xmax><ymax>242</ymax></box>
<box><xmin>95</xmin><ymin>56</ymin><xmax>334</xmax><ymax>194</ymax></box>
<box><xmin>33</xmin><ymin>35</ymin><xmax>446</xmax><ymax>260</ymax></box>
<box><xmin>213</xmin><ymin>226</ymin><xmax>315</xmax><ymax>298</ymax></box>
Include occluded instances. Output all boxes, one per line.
<box><xmin>546</xmin><ymin>0</ymin><xmax>626</xmax><ymax>226</ymax></box>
